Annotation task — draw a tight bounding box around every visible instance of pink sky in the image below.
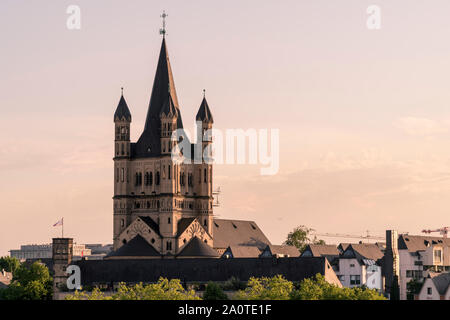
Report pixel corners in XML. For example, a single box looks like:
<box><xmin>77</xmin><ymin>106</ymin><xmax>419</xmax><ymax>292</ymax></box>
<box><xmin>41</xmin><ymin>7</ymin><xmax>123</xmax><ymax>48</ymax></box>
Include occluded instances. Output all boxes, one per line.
<box><xmin>1</xmin><ymin>0</ymin><xmax>450</xmax><ymax>255</ymax></box>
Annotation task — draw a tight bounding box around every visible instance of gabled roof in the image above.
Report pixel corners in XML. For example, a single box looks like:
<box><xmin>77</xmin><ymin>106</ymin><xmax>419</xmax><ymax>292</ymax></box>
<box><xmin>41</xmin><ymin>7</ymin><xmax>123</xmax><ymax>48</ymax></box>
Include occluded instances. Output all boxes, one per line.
<box><xmin>138</xmin><ymin>216</ymin><xmax>161</xmax><ymax>236</ymax></box>
<box><xmin>428</xmin><ymin>272</ymin><xmax>450</xmax><ymax>295</ymax></box>
<box><xmin>398</xmin><ymin>234</ymin><xmax>450</xmax><ymax>253</ymax></box>
<box><xmin>196</xmin><ymin>97</ymin><xmax>213</xmax><ymax>123</ymax></box>
<box><xmin>106</xmin><ymin>235</ymin><xmax>160</xmax><ymax>258</ymax></box>
<box><xmin>177</xmin><ymin>237</ymin><xmax>219</xmax><ymax>258</ymax></box>
<box><xmin>303</xmin><ymin>244</ymin><xmax>340</xmax><ymax>257</ymax></box>
<box><xmin>222</xmin><ymin>245</ymin><xmax>262</xmax><ymax>258</ymax></box>
<box><xmin>114</xmin><ymin>95</ymin><xmax>132</xmax><ymax>122</ymax></box>
<box><xmin>341</xmin><ymin>244</ymin><xmax>384</xmax><ymax>264</ymax></box>
<box><xmin>177</xmin><ymin>218</ymin><xmax>196</xmax><ymax>237</ymax></box>
<box><xmin>133</xmin><ymin>38</ymin><xmax>184</xmax><ymax>158</ymax></box>
<box><xmin>213</xmin><ymin>219</ymin><xmax>271</xmax><ymax>250</ymax></box>
<box><xmin>261</xmin><ymin>245</ymin><xmax>300</xmax><ymax>257</ymax></box>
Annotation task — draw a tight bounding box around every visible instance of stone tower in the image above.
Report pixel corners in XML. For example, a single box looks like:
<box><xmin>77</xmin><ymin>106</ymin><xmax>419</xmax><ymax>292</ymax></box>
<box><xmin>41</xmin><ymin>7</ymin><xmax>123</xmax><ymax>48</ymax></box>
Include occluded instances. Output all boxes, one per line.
<box><xmin>112</xmin><ymin>35</ymin><xmax>215</xmax><ymax>255</ymax></box>
<box><xmin>52</xmin><ymin>238</ymin><xmax>73</xmax><ymax>296</ymax></box>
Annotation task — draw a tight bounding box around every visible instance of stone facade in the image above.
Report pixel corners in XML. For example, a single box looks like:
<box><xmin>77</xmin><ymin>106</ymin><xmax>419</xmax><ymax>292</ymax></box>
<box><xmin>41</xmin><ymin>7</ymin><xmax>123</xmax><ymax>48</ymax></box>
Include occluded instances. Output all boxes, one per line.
<box><xmin>112</xmin><ymin>37</ymin><xmax>214</xmax><ymax>256</ymax></box>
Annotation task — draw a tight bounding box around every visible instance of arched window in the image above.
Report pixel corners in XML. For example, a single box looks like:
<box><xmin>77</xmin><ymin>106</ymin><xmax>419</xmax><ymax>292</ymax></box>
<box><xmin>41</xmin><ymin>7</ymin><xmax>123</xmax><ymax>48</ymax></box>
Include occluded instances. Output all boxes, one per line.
<box><xmin>168</xmin><ymin>165</ymin><xmax>171</xmax><ymax>179</ymax></box>
<box><xmin>121</xmin><ymin>143</ymin><xmax>125</xmax><ymax>155</ymax></box>
<box><xmin>204</xmin><ymin>168</ymin><xmax>207</xmax><ymax>183</ymax></box>
<box><xmin>149</xmin><ymin>172</ymin><xmax>153</xmax><ymax>185</ymax></box>
<box><xmin>156</xmin><ymin>171</ymin><xmax>160</xmax><ymax>185</ymax></box>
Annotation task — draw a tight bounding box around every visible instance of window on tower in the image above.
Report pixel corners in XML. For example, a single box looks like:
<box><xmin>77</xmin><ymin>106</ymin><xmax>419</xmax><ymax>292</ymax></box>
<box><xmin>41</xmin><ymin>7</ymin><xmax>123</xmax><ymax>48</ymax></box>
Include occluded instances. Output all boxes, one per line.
<box><xmin>156</xmin><ymin>172</ymin><xmax>160</xmax><ymax>185</ymax></box>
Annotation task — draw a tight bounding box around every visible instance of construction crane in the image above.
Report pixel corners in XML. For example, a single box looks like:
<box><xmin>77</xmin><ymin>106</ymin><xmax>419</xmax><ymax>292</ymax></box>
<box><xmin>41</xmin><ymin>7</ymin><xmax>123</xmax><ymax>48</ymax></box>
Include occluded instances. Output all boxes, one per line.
<box><xmin>312</xmin><ymin>231</ymin><xmax>385</xmax><ymax>241</ymax></box>
<box><xmin>421</xmin><ymin>227</ymin><xmax>449</xmax><ymax>238</ymax></box>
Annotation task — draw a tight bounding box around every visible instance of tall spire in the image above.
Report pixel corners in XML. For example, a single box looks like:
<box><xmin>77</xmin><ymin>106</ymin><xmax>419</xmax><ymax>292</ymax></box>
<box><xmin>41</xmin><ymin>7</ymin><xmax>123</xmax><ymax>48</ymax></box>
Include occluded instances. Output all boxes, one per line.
<box><xmin>134</xmin><ymin>27</ymin><xmax>183</xmax><ymax>157</ymax></box>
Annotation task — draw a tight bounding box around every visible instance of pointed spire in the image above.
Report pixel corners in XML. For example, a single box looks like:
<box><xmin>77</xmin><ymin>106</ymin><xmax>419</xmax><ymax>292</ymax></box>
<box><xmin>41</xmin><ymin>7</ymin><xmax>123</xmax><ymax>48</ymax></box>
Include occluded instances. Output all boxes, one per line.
<box><xmin>135</xmin><ymin>37</ymin><xmax>183</xmax><ymax>157</ymax></box>
<box><xmin>160</xmin><ymin>92</ymin><xmax>178</xmax><ymax>118</ymax></box>
<box><xmin>196</xmin><ymin>93</ymin><xmax>214</xmax><ymax>123</ymax></box>
<box><xmin>114</xmin><ymin>89</ymin><xmax>131</xmax><ymax>122</ymax></box>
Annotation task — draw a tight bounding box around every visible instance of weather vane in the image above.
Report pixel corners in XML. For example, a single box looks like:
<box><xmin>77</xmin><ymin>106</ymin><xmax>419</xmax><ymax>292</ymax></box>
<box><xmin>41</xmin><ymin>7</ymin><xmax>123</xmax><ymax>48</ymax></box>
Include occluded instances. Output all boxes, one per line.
<box><xmin>160</xmin><ymin>11</ymin><xmax>168</xmax><ymax>37</ymax></box>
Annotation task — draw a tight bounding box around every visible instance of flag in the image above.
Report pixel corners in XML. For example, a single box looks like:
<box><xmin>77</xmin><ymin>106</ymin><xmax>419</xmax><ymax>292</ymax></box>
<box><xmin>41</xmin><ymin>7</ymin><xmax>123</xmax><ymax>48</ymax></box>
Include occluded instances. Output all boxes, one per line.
<box><xmin>53</xmin><ymin>218</ymin><xmax>63</xmax><ymax>227</ymax></box>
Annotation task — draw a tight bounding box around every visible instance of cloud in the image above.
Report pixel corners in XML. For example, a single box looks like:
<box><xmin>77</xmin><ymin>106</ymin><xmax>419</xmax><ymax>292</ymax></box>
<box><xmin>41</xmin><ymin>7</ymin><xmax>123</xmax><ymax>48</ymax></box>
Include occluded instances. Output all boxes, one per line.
<box><xmin>395</xmin><ymin>117</ymin><xmax>448</xmax><ymax>136</ymax></box>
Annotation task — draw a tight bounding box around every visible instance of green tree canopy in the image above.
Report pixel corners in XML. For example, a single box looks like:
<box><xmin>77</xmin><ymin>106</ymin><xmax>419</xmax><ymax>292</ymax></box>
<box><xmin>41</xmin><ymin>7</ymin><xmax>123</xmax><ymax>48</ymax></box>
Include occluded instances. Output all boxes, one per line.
<box><xmin>0</xmin><ymin>256</ymin><xmax>20</xmax><ymax>275</ymax></box>
<box><xmin>0</xmin><ymin>261</ymin><xmax>52</xmax><ymax>300</ymax></box>
<box><xmin>284</xmin><ymin>225</ymin><xmax>325</xmax><ymax>252</ymax></box>
<box><xmin>291</xmin><ymin>274</ymin><xmax>386</xmax><ymax>300</ymax></box>
<box><xmin>203</xmin><ymin>282</ymin><xmax>228</xmax><ymax>300</ymax></box>
<box><xmin>65</xmin><ymin>278</ymin><xmax>200</xmax><ymax>300</ymax></box>
<box><xmin>234</xmin><ymin>275</ymin><xmax>293</xmax><ymax>300</ymax></box>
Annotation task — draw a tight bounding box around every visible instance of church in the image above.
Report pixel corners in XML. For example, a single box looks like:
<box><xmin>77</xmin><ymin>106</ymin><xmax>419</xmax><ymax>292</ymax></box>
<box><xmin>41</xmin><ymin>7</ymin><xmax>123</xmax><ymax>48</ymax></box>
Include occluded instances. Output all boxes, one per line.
<box><xmin>107</xmin><ymin>28</ymin><xmax>271</xmax><ymax>259</ymax></box>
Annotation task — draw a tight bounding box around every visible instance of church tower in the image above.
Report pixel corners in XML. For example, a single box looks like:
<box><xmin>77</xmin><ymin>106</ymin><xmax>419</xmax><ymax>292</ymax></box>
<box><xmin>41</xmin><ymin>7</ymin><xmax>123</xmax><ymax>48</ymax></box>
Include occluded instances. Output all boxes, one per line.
<box><xmin>111</xmin><ymin>13</ymin><xmax>216</xmax><ymax>255</ymax></box>
<box><xmin>113</xmin><ymin>90</ymin><xmax>132</xmax><ymax>249</ymax></box>
<box><xmin>195</xmin><ymin>94</ymin><xmax>214</xmax><ymax>234</ymax></box>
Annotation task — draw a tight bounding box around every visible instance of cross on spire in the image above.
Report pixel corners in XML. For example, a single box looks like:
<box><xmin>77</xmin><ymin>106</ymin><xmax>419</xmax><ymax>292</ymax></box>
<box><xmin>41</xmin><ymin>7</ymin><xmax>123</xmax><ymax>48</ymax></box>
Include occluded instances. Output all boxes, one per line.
<box><xmin>160</xmin><ymin>10</ymin><xmax>168</xmax><ymax>37</ymax></box>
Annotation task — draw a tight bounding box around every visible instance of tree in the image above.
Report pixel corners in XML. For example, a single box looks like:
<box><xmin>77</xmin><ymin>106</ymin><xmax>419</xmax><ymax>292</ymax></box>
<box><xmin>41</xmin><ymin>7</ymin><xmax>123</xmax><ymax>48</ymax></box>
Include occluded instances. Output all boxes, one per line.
<box><xmin>0</xmin><ymin>256</ymin><xmax>20</xmax><ymax>275</ymax></box>
<box><xmin>203</xmin><ymin>282</ymin><xmax>228</xmax><ymax>300</ymax></box>
<box><xmin>234</xmin><ymin>275</ymin><xmax>293</xmax><ymax>300</ymax></box>
<box><xmin>0</xmin><ymin>261</ymin><xmax>53</xmax><ymax>300</ymax></box>
<box><xmin>290</xmin><ymin>274</ymin><xmax>386</xmax><ymax>300</ymax></box>
<box><xmin>406</xmin><ymin>278</ymin><xmax>422</xmax><ymax>300</ymax></box>
<box><xmin>65</xmin><ymin>278</ymin><xmax>200</xmax><ymax>300</ymax></box>
<box><xmin>284</xmin><ymin>225</ymin><xmax>325</xmax><ymax>252</ymax></box>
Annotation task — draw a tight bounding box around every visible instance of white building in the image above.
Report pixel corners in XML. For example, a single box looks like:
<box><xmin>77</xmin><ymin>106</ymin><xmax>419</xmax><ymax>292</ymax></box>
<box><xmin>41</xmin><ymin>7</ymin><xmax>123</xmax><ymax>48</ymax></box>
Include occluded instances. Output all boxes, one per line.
<box><xmin>416</xmin><ymin>272</ymin><xmax>450</xmax><ymax>300</ymax></box>
<box><xmin>336</xmin><ymin>243</ymin><xmax>385</xmax><ymax>291</ymax></box>
<box><xmin>396</xmin><ymin>235</ymin><xmax>450</xmax><ymax>300</ymax></box>
<box><xmin>9</xmin><ymin>243</ymin><xmax>109</xmax><ymax>261</ymax></box>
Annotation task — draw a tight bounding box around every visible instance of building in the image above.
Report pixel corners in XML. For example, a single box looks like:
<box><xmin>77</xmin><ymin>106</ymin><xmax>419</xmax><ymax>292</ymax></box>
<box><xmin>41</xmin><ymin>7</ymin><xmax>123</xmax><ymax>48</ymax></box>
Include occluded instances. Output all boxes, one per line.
<box><xmin>0</xmin><ymin>270</ymin><xmax>12</xmax><ymax>289</ymax></box>
<box><xmin>416</xmin><ymin>272</ymin><xmax>450</xmax><ymax>300</ymax></box>
<box><xmin>336</xmin><ymin>243</ymin><xmax>384</xmax><ymax>291</ymax></box>
<box><xmin>301</xmin><ymin>244</ymin><xmax>340</xmax><ymax>262</ymax></box>
<box><xmin>221</xmin><ymin>246</ymin><xmax>262</xmax><ymax>259</ymax></box>
<box><xmin>110</xmin><ymin>28</ymin><xmax>272</xmax><ymax>258</ymax></box>
<box><xmin>259</xmin><ymin>245</ymin><xmax>300</xmax><ymax>258</ymax></box>
<box><xmin>9</xmin><ymin>243</ymin><xmax>103</xmax><ymax>261</ymax></box>
<box><xmin>394</xmin><ymin>234</ymin><xmax>450</xmax><ymax>300</ymax></box>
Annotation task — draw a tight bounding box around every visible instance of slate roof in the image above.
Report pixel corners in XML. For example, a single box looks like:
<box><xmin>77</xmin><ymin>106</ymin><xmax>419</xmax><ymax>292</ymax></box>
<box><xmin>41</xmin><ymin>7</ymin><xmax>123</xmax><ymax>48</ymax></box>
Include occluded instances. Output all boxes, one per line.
<box><xmin>139</xmin><ymin>216</ymin><xmax>161</xmax><ymax>236</ymax></box>
<box><xmin>428</xmin><ymin>272</ymin><xmax>450</xmax><ymax>295</ymax></box>
<box><xmin>114</xmin><ymin>95</ymin><xmax>132</xmax><ymax>122</ymax></box>
<box><xmin>341</xmin><ymin>244</ymin><xmax>384</xmax><ymax>264</ymax></box>
<box><xmin>222</xmin><ymin>245</ymin><xmax>262</xmax><ymax>258</ymax></box>
<box><xmin>398</xmin><ymin>234</ymin><xmax>450</xmax><ymax>253</ymax></box>
<box><xmin>133</xmin><ymin>38</ymin><xmax>184</xmax><ymax>158</ymax></box>
<box><xmin>196</xmin><ymin>97</ymin><xmax>213</xmax><ymax>123</ymax></box>
<box><xmin>177</xmin><ymin>237</ymin><xmax>219</xmax><ymax>258</ymax></box>
<box><xmin>261</xmin><ymin>245</ymin><xmax>300</xmax><ymax>257</ymax></box>
<box><xmin>106</xmin><ymin>235</ymin><xmax>160</xmax><ymax>258</ymax></box>
<box><xmin>177</xmin><ymin>218</ymin><xmax>195</xmax><ymax>237</ymax></box>
<box><xmin>213</xmin><ymin>219</ymin><xmax>271</xmax><ymax>250</ymax></box>
<box><xmin>160</xmin><ymin>93</ymin><xmax>178</xmax><ymax>117</ymax></box>
<box><xmin>76</xmin><ymin>257</ymin><xmax>330</xmax><ymax>285</ymax></box>
<box><xmin>307</xmin><ymin>244</ymin><xmax>340</xmax><ymax>257</ymax></box>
